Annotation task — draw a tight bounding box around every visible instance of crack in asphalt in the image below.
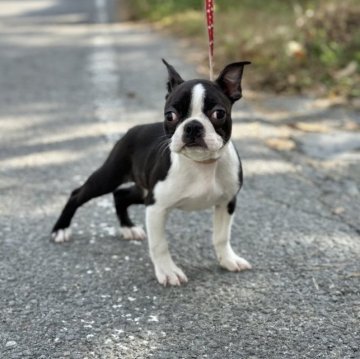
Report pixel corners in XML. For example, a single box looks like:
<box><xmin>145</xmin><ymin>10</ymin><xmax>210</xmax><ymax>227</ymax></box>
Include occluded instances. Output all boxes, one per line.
<box><xmin>262</xmin><ymin>142</ymin><xmax>360</xmax><ymax>235</ymax></box>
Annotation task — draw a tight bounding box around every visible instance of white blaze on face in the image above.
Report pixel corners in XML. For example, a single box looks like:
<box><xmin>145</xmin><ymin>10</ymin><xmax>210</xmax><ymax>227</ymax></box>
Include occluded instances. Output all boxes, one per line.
<box><xmin>190</xmin><ymin>83</ymin><xmax>206</xmax><ymax>117</ymax></box>
<box><xmin>170</xmin><ymin>83</ymin><xmax>224</xmax><ymax>161</ymax></box>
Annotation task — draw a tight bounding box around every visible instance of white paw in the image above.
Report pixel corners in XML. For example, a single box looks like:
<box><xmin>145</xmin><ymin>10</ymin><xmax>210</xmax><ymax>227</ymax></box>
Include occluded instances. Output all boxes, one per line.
<box><xmin>51</xmin><ymin>228</ymin><xmax>72</xmax><ymax>243</ymax></box>
<box><xmin>120</xmin><ymin>226</ymin><xmax>146</xmax><ymax>241</ymax></box>
<box><xmin>154</xmin><ymin>260</ymin><xmax>188</xmax><ymax>286</ymax></box>
<box><xmin>219</xmin><ymin>253</ymin><xmax>252</xmax><ymax>272</ymax></box>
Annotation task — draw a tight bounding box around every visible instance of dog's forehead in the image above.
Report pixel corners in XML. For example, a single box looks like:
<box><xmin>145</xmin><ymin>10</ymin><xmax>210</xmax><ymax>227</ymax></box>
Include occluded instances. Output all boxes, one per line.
<box><xmin>165</xmin><ymin>80</ymin><xmax>229</xmax><ymax>113</ymax></box>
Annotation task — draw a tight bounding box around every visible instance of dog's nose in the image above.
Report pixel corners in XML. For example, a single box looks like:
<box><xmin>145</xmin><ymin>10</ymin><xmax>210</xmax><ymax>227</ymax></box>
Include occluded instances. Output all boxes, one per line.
<box><xmin>184</xmin><ymin>120</ymin><xmax>204</xmax><ymax>139</ymax></box>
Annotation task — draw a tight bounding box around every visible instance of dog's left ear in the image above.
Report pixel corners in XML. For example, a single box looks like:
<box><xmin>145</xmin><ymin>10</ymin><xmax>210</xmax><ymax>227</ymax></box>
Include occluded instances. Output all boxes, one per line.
<box><xmin>162</xmin><ymin>59</ymin><xmax>184</xmax><ymax>95</ymax></box>
<box><xmin>216</xmin><ymin>61</ymin><xmax>251</xmax><ymax>103</ymax></box>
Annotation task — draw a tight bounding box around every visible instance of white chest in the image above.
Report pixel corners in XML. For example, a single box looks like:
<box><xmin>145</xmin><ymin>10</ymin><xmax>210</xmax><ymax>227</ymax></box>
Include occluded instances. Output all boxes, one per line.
<box><xmin>153</xmin><ymin>142</ymin><xmax>240</xmax><ymax>211</ymax></box>
<box><xmin>175</xmin><ymin>171</ymin><xmax>229</xmax><ymax>211</ymax></box>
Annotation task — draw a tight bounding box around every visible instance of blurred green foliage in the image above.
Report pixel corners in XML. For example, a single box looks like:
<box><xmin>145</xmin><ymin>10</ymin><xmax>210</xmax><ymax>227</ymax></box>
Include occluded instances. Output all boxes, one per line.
<box><xmin>127</xmin><ymin>0</ymin><xmax>360</xmax><ymax>99</ymax></box>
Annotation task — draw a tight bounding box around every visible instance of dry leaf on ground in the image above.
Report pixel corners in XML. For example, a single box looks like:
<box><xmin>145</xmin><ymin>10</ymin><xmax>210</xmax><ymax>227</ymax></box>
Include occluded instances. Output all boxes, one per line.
<box><xmin>265</xmin><ymin>137</ymin><xmax>296</xmax><ymax>151</ymax></box>
<box><xmin>290</xmin><ymin>122</ymin><xmax>331</xmax><ymax>133</ymax></box>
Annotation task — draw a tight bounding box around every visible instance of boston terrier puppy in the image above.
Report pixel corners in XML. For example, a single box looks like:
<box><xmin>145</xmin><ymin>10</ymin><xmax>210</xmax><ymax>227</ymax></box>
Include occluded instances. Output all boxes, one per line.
<box><xmin>52</xmin><ymin>59</ymin><xmax>251</xmax><ymax>286</ymax></box>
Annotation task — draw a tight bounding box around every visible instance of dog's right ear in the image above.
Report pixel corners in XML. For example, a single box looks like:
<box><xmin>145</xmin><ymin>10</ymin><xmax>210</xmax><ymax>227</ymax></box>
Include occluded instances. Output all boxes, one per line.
<box><xmin>162</xmin><ymin>59</ymin><xmax>184</xmax><ymax>95</ymax></box>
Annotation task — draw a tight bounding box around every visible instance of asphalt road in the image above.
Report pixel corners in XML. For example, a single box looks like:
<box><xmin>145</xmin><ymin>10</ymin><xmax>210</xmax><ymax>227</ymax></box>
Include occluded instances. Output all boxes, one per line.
<box><xmin>1</xmin><ymin>1</ymin><xmax>359</xmax><ymax>358</ymax></box>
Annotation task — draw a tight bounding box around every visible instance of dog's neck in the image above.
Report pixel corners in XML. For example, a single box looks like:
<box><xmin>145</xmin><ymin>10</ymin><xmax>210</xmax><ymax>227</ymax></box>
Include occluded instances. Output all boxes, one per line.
<box><xmin>194</xmin><ymin>158</ymin><xmax>219</xmax><ymax>164</ymax></box>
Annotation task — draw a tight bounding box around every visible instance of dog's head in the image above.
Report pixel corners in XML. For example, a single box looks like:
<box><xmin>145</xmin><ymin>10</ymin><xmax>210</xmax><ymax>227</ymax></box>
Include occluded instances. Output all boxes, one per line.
<box><xmin>162</xmin><ymin>59</ymin><xmax>250</xmax><ymax>162</ymax></box>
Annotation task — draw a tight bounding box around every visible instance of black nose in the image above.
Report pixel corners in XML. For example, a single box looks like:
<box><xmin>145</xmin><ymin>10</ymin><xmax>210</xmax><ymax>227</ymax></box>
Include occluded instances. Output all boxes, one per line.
<box><xmin>183</xmin><ymin>120</ymin><xmax>204</xmax><ymax>139</ymax></box>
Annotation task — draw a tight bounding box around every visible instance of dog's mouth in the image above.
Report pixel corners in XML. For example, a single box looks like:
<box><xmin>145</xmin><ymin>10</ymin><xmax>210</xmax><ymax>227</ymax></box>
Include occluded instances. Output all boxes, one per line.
<box><xmin>169</xmin><ymin>131</ymin><xmax>224</xmax><ymax>160</ymax></box>
<box><xmin>183</xmin><ymin>138</ymin><xmax>207</xmax><ymax>149</ymax></box>
<box><xmin>185</xmin><ymin>142</ymin><xmax>200</xmax><ymax>147</ymax></box>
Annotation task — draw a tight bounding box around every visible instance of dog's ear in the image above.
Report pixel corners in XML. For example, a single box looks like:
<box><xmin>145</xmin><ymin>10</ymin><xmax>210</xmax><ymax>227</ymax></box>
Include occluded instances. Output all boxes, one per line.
<box><xmin>215</xmin><ymin>61</ymin><xmax>251</xmax><ymax>103</ymax></box>
<box><xmin>162</xmin><ymin>59</ymin><xmax>184</xmax><ymax>94</ymax></box>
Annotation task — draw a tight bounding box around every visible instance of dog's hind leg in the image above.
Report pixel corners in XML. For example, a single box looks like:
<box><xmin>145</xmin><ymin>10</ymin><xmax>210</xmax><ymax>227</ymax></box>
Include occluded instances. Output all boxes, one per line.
<box><xmin>51</xmin><ymin>166</ymin><xmax>126</xmax><ymax>243</ymax></box>
<box><xmin>113</xmin><ymin>185</ymin><xmax>146</xmax><ymax>240</ymax></box>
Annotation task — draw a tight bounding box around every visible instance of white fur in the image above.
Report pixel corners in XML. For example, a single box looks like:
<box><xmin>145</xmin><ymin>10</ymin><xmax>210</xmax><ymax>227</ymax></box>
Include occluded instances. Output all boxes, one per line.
<box><xmin>170</xmin><ymin>84</ymin><xmax>223</xmax><ymax>161</ymax></box>
<box><xmin>120</xmin><ymin>226</ymin><xmax>146</xmax><ymax>241</ymax></box>
<box><xmin>146</xmin><ymin>82</ymin><xmax>252</xmax><ymax>285</ymax></box>
<box><xmin>154</xmin><ymin>142</ymin><xmax>240</xmax><ymax>211</ymax></box>
<box><xmin>190</xmin><ymin>83</ymin><xmax>205</xmax><ymax>117</ymax></box>
<box><xmin>52</xmin><ymin>83</ymin><xmax>251</xmax><ymax>285</ymax></box>
<box><xmin>147</xmin><ymin>141</ymin><xmax>244</xmax><ymax>285</ymax></box>
<box><xmin>146</xmin><ymin>206</ymin><xmax>188</xmax><ymax>286</ymax></box>
<box><xmin>213</xmin><ymin>205</ymin><xmax>252</xmax><ymax>271</ymax></box>
<box><xmin>52</xmin><ymin>228</ymin><xmax>72</xmax><ymax>243</ymax></box>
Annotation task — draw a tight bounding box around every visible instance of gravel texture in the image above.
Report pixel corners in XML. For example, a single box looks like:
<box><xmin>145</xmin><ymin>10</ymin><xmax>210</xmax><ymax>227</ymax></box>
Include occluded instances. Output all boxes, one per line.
<box><xmin>0</xmin><ymin>1</ymin><xmax>359</xmax><ymax>358</ymax></box>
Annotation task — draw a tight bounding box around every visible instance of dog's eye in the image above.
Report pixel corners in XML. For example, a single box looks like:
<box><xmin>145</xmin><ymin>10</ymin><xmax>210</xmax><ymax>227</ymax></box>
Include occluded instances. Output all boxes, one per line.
<box><xmin>211</xmin><ymin>109</ymin><xmax>226</xmax><ymax>122</ymax></box>
<box><xmin>165</xmin><ymin>111</ymin><xmax>178</xmax><ymax>122</ymax></box>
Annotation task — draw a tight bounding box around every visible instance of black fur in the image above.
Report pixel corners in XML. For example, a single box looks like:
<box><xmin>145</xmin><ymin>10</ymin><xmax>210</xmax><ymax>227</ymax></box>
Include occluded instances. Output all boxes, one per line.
<box><xmin>216</xmin><ymin>61</ymin><xmax>251</xmax><ymax>102</ymax></box>
<box><xmin>113</xmin><ymin>185</ymin><xmax>144</xmax><ymax>227</ymax></box>
<box><xmin>164</xmin><ymin>79</ymin><xmax>234</xmax><ymax>145</ymax></box>
<box><xmin>52</xmin><ymin>123</ymin><xmax>171</xmax><ymax>233</ymax></box>
<box><xmin>52</xmin><ymin>60</ymin><xmax>250</xmax><ymax>236</ymax></box>
<box><xmin>227</xmin><ymin>197</ymin><xmax>237</xmax><ymax>215</ymax></box>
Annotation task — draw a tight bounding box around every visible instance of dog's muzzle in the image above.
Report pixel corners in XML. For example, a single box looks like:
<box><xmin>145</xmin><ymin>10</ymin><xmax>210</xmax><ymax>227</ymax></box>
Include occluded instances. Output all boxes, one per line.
<box><xmin>182</xmin><ymin>120</ymin><xmax>207</xmax><ymax>148</ymax></box>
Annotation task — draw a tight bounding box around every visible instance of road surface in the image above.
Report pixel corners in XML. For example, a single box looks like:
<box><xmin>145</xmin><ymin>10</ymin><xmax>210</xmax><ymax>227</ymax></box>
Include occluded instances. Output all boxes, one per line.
<box><xmin>0</xmin><ymin>0</ymin><xmax>359</xmax><ymax>358</ymax></box>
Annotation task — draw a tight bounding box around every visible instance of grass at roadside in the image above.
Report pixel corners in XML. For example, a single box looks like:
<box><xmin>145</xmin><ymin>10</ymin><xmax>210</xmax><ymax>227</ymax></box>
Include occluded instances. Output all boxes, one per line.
<box><xmin>124</xmin><ymin>0</ymin><xmax>360</xmax><ymax>101</ymax></box>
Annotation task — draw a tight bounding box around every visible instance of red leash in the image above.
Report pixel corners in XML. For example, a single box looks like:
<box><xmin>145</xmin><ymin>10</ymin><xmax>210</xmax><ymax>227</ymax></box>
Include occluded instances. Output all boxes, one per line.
<box><xmin>205</xmin><ymin>0</ymin><xmax>214</xmax><ymax>80</ymax></box>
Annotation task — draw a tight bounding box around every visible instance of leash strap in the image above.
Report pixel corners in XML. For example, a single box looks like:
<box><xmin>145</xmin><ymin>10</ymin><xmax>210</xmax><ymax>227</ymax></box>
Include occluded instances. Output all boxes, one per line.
<box><xmin>205</xmin><ymin>0</ymin><xmax>214</xmax><ymax>80</ymax></box>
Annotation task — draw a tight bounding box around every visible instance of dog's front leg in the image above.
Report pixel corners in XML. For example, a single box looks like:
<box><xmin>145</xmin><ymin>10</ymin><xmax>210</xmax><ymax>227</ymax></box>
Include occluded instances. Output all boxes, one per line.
<box><xmin>213</xmin><ymin>203</ymin><xmax>252</xmax><ymax>272</ymax></box>
<box><xmin>146</xmin><ymin>205</ymin><xmax>188</xmax><ymax>286</ymax></box>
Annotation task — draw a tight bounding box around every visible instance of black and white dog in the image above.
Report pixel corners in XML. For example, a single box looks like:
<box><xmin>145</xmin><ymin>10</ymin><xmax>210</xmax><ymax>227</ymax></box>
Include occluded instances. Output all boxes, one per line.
<box><xmin>52</xmin><ymin>59</ymin><xmax>251</xmax><ymax>286</ymax></box>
